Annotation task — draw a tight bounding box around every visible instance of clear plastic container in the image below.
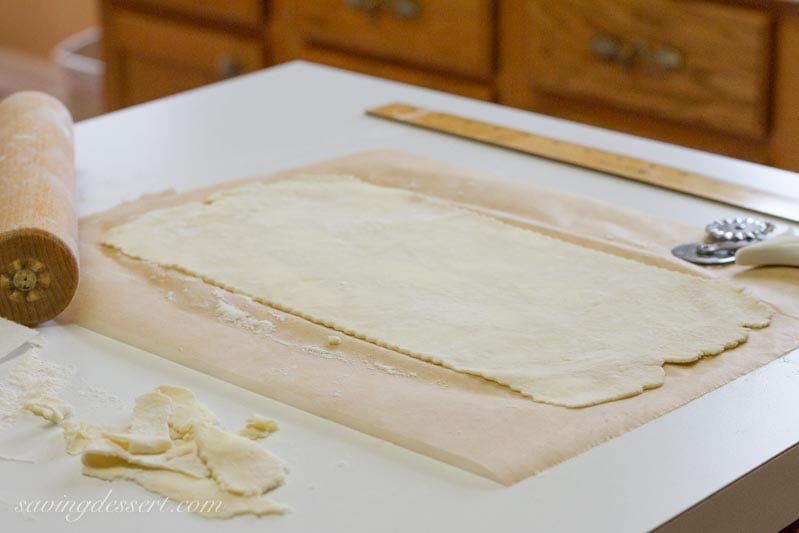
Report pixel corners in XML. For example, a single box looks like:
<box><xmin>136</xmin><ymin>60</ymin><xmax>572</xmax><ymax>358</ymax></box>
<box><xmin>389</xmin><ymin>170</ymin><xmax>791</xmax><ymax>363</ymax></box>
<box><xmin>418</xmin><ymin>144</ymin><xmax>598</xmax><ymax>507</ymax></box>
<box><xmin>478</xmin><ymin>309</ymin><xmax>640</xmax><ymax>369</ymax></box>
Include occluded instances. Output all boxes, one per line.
<box><xmin>52</xmin><ymin>27</ymin><xmax>104</xmax><ymax>121</ymax></box>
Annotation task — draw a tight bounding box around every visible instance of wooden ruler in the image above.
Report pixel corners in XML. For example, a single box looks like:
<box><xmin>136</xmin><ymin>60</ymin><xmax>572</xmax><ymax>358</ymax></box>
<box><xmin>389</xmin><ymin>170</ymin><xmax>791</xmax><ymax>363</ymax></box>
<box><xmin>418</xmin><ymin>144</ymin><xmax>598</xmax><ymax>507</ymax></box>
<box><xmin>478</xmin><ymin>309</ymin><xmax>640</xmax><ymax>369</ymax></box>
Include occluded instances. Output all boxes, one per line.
<box><xmin>366</xmin><ymin>103</ymin><xmax>799</xmax><ymax>224</ymax></box>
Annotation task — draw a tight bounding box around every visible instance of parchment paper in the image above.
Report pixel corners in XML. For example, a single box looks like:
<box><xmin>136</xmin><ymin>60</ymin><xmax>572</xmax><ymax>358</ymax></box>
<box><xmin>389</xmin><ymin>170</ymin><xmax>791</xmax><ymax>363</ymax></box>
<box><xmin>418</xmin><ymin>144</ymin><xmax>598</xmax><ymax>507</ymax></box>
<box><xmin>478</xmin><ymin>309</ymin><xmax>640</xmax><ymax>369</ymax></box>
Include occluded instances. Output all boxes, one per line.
<box><xmin>63</xmin><ymin>150</ymin><xmax>799</xmax><ymax>485</ymax></box>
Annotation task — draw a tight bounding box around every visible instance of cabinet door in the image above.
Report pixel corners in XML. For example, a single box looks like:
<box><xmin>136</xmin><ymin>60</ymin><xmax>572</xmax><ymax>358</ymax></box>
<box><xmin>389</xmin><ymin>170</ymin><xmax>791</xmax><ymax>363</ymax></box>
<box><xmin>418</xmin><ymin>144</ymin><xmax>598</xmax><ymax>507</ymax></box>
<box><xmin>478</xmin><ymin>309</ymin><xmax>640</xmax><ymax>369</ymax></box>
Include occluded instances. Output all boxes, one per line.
<box><xmin>104</xmin><ymin>8</ymin><xmax>264</xmax><ymax>109</ymax></box>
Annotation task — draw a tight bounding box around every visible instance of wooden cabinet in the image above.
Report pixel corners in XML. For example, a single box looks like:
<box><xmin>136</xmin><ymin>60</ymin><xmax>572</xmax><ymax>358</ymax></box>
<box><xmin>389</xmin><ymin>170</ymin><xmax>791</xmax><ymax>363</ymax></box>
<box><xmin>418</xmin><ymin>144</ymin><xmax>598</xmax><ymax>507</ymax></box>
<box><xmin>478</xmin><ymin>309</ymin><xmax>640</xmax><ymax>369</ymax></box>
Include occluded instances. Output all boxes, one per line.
<box><xmin>102</xmin><ymin>1</ymin><xmax>265</xmax><ymax>109</ymax></box>
<box><xmin>296</xmin><ymin>46</ymin><xmax>494</xmax><ymax>101</ymax></box>
<box><xmin>295</xmin><ymin>0</ymin><xmax>494</xmax><ymax>80</ymax></box>
<box><xmin>524</xmin><ymin>0</ymin><xmax>771</xmax><ymax>140</ymax></box>
<box><xmin>128</xmin><ymin>0</ymin><xmax>263</xmax><ymax>28</ymax></box>
<box><xmin>101</xmin><ymin>0</ymin><xmax>799</xmax><ymax>174</ymax></box>
<box><xmin>284</xmin><ymin>0</ymin><xmax>495</xmax><ymax>100</ymax></box>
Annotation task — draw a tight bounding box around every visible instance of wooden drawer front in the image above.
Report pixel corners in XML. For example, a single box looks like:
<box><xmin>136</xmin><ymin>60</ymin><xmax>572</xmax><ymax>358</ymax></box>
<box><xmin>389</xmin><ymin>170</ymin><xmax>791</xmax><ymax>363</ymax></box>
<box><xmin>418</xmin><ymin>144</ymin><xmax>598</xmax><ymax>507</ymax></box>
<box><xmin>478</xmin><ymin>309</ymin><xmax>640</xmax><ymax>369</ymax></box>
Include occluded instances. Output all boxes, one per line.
<box><xmin>106</xmin><ymin>10</ymin><xmax>263</xmax><ymax>108</ymax></box>
<box><xmin>526</xmin><ymin>0</ymin><xmax>771</xmax><ymax>139</ymax></box>
<box><xmin>300</xmin><ymin>46</ymin><xmax>494</xmax><ymax>101</ymax></box>
<box><xmin>121</xmin><ymin>0</ymin><xmax>263</xmax><ymax>28</ymax></box>
<box><xmin>296</xmin><ymin>0</ymin><xmax>494</xmax><ymax>80</ymax></box>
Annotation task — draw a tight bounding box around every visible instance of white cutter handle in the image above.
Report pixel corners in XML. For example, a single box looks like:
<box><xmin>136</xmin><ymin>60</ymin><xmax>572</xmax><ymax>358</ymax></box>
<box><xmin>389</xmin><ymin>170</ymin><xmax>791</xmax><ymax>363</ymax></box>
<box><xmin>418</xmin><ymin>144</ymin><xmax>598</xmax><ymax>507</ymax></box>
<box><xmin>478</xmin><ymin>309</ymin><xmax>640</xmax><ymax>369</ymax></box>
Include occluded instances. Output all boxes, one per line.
<box><xmin>735</xmin><ymin>230</ymin><xmax>799</xmax><ymax>268</ymax></box>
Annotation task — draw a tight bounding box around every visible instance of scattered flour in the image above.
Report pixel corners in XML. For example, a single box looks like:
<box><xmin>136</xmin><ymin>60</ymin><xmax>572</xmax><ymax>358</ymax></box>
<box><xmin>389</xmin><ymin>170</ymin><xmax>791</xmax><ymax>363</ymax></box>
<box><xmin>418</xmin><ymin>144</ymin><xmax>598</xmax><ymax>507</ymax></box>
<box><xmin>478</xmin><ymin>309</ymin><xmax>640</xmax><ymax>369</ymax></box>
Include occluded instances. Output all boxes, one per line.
<box><xmin>165</xmin><ymin>291</ymin><xmax>176</xmax><ymax>302</ymax></box>
<box><xmin>73</xmin><ymin>378</ymin><xmax>124</xmax><ymax>409</ymax></box>
<box><xmin>270</xmin><ymin>312</ymin><xmax>288</xmax><ymax>323</ymax></box>
<box><xmin>259</xmin><ymin>304</ymin><xmax>288</xmax><ymax>322</ymax></box>
<box><xmin>215</xmin><ymin>299</ymin><xmax>275</xmax><ymax>336</ymax></box>
<box><xmin>209</xmin><ymin>292</ymin><xmax>419</xmax><ymax>380</ymax></box>
<box><xmin>212</xmin><ymin>288</ymin><xmax>286</xmax><ymax>322</ymax></box>
<box><xmin>211</xmin><ymin>292</ymin><xmax>346</xmax><ymax>363</ymax></box>
<box><xmin>365</xmin><ymin>361</ymin><xmax>417</xmax><ymax>378</ymax></box>
<box><xmin>0</xmin><ymin>339</ymin><xmax>75</xmax><ymax>429</ymax></box>
<box><xmin>301</xmin><ymin>345</ymin><xmax>347</xmax><ymax>362</ymax></box>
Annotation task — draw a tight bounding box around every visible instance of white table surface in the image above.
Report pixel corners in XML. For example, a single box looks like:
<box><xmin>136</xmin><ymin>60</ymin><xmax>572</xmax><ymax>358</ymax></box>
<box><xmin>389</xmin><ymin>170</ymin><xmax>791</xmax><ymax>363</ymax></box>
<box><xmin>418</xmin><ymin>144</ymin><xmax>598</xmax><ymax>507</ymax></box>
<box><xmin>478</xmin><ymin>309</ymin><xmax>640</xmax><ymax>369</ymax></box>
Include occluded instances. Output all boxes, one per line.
<box><xmin>2</xmin><ymin>61</ymin><xmax>798</xmax><ymax>533</ymax></box>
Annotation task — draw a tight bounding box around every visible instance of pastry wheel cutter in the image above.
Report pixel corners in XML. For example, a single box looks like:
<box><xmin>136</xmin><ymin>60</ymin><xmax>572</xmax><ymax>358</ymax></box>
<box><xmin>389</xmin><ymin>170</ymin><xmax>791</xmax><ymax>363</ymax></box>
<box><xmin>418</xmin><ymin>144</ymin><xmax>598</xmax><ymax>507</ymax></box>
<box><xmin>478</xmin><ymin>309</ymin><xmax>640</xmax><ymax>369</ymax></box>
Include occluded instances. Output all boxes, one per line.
<box><xmin>672</xmin><ymin>216</ymin><xmax>799</xmax><ymax>267</ymax></box>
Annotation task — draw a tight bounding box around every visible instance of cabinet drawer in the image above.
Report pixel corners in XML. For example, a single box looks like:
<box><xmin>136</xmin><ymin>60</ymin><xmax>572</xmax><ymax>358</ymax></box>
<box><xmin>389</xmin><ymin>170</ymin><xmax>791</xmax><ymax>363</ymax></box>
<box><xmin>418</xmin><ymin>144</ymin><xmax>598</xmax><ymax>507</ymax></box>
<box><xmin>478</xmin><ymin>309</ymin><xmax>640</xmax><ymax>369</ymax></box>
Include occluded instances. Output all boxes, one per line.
<box><xmin>123</xmin><ymin>0</ymin><xmax>263</xmax><ymax>28</ymax></box>
<box><xmin>105</xmin><ymin>9</ymin><xmax>264</xmax><ymax>108</ymax></box>
<box><xmin>526</xmin><ymin>0</ymin><xmax>772</xmax><ymax>139</ymax></box>
<box><xmin>296</xmin><ymin>0</ymin><xmax>494</xmax><ymax>80</ymax></box>
<box><xmin>300</xmin><ymin>46</ymin><xmax>494</xmax><ymax>101</ymax></box>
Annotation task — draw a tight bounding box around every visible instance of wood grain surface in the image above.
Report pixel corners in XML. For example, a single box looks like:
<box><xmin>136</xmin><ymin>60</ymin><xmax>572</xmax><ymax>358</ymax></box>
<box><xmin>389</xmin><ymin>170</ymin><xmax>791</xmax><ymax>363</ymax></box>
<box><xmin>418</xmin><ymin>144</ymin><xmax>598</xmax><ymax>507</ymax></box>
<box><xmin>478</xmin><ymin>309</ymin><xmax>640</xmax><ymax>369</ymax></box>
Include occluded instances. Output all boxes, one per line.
<box><xmin>298</xmin><ymin>46</ymin><xmax>494</xmax><ymax>101</ymax></box>
<box><xmin>102</xmin><ymin>7</ymin><xmax>264</xmax><ymax>108</ymax></box>
<box><xmin>0</xmin><ymin>92</ymin><xmax>78</xmax><ymax>325</ymax></box>
<box><xmin>295</xmin><ymin>0</ymin><xmax>495</xmax><ymax>81</ymax></box>
<box><xmin>524</xmin><ymin>0</ymin><xmax>772</xmax><ymax>139</ymax></box>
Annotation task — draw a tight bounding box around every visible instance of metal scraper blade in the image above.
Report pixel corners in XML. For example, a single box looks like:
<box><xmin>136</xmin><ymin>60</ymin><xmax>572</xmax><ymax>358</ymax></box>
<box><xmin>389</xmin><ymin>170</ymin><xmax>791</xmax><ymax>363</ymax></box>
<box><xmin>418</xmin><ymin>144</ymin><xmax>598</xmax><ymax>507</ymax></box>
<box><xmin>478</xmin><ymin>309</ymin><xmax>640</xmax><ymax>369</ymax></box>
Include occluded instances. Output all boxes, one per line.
<box><xmin>0</xmin><ymin>316</ymin><xmax>37</xmax><ymax>359</ymax></box>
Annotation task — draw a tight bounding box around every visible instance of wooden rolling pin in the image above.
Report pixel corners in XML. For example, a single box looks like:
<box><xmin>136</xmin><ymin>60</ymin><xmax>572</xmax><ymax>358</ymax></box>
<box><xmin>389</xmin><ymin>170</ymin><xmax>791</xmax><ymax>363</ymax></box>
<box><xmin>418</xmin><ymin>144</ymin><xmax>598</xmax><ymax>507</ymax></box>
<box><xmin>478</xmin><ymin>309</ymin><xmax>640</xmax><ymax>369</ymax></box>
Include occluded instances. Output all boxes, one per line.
<box><xmin>0</xmin><ymin>92</ymin><xmax>78</xmax><ymax>326</ymax></box>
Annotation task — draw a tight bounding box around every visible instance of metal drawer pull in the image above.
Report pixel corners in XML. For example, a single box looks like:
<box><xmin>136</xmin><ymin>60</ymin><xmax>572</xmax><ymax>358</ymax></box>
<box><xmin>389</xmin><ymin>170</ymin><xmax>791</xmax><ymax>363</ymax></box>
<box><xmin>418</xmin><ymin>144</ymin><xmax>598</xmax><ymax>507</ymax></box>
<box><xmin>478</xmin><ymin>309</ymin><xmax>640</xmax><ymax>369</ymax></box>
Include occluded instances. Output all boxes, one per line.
<box><xmin>345</xmin><ymin>0</ymin><xmax>382</xmax><ymax>15</ymax></box>
<box><xmin>393</xmin><ymin>0</ymin><xmax>420</xmax><ymax>18</ymax></box>
<box><xmin>652</xmin><ymin>46</ymin><xmax>684</xmax><ymax>70</ymax></box>
<box><xmin>590</xmin><ymin>34</ymin><xmax>684</xmax><ymax>71</ymax></box>
<box><xmin>217</xmin><ymin>56</ymin><xmax>243</xmax><ymax>79</ymax></box>
<box><xmin>345</xmin><ymin>0</ymin><xmax>420</xmax><ymax>18</ymax></box>
<box><xmin>590</xmin><ymin>34</ymin><xmax>621</xmax><ymax>61</ymax></box>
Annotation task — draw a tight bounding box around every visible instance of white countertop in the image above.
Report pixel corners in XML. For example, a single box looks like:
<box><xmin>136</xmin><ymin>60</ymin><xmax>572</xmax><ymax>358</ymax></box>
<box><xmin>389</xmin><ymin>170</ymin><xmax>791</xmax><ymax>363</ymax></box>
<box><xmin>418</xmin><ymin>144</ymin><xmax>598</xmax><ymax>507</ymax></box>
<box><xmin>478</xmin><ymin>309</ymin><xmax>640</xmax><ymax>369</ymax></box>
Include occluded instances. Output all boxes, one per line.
<box><xmin>2</xmin><ymin>61</ymin><xmax>798</xmax><ymax>533</ymax></box>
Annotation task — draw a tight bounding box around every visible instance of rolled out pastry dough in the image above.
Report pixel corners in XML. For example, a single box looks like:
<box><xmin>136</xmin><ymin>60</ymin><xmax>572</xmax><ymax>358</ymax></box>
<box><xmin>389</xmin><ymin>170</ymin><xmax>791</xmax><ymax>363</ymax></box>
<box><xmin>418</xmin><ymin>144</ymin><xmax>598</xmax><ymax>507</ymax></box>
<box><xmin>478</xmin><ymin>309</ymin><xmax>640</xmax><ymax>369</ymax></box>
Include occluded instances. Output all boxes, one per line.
<box><xmin>103</xmin><ymin>175</ymin><xmax>771</xmax><ymax>407</ymax></box>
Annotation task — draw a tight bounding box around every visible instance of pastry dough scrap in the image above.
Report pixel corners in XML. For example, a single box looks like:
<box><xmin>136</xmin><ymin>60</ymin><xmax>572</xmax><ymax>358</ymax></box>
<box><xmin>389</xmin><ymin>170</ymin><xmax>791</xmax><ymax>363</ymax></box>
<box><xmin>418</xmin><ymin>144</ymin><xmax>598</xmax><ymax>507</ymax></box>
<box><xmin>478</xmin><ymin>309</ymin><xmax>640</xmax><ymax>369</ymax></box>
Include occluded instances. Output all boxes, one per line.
<box><xmin>155</xmin><ymin>384</ymin><xmax>218</xmax><ymax>438</ymax></box>
<box><xmin>63</xmin><ymin>385</ymin><xmax>288</xmax><ymax>518</ymax></box>
<box><xmin>237</xmin><ymin>414</ymin><xmax>278</xmax><ymax>440</ymax></box>
<box><xmin>195</xmin><ymin>423</ymin><xmax>287</xmax><ymax>496</ymax></box>
<box><xmin>83</xmin><ymin>463</ymin><xmax>287</xmax><ymax>519</ymax></box>
<box><xmin>104</xmin><ymin>390</ymin><xmax>172</xmax><ymax>454</ymax></box>
<box><xmin>63</xmin><ymin>420</ymin><xmax>115</xmax><ymax>454</ymax></box>
<box><xmin>82</xmin><ymin>438</ymin><xmax>210</xmax><ymax>479</ymax></box>
<box><xmin>23</xmin><ymin>396</ymin><xmax>72</xmax><ymax>424</ymax></box>
<box><xmin>103</xmin><ymin>176</ymin><xmax>772</xmax><ymax>407</ymax></box>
